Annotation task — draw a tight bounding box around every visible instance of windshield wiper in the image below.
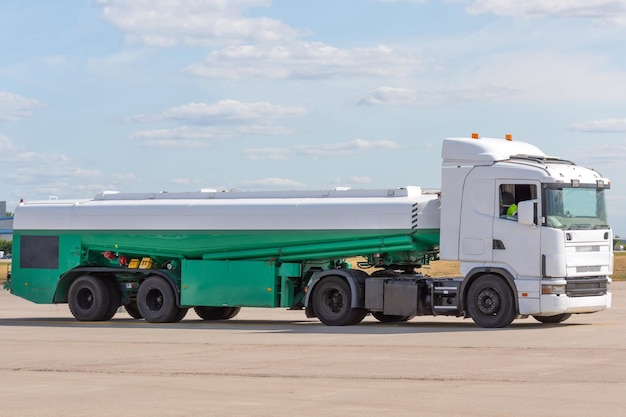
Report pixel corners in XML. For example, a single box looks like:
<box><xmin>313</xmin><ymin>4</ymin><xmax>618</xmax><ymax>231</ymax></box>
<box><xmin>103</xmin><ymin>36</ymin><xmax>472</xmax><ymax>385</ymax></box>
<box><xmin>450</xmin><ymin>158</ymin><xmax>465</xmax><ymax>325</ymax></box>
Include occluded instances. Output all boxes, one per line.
<box><xmin>568</xmin><ymin>224</ymin><xmax>592</xmax><ymax>230</ymax></box>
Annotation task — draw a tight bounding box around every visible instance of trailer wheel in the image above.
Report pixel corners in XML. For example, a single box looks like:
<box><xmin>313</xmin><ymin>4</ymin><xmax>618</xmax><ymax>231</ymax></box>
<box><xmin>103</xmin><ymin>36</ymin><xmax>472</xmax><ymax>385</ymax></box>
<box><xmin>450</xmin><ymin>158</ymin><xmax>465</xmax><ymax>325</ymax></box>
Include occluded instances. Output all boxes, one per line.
<box><xmin>137</xmin><ymin>276</ymin><xmax>183</xmax><ymax>323</ymax></box>
<box><xmin>372</xmin><ymin>312</ymin><xmax>415</xmax><ymax>323</ymax></box>
<box><xmin>533</xmin><ymin>313</ymin><xmax>571</xmax><ymax>324</ymax></box>
<box><xmin>467</xmin><ymin>275</ymin><xmax>515</xmax><ymax>328</ymax></box>
<box><xmin>102</xmin><ymin>278</ymin><xmax>121</xmax><ymax>321</ymax></box>
<box><xmin>124</xmin><ymin>302</ymin><xmax>143</xmax><ymax>319</ymax></box>
<box><xmin>312</xmin><ymin>276</ymin><xmax>366</xmax><ymax>326</ymax></box>
<box><xmin>68</xmin><ymin>275</ymin><xmax>112</xmax><ymax>321</ymax></box>
<box><xmin>194</xmin><ymin>306</ymin><xmax>241</xmax><ymax>320</ymax></box>
<box><xmin>173</xmin><ymin>307</ymin><xmax>189</xmax><ymax>322</ymax></box>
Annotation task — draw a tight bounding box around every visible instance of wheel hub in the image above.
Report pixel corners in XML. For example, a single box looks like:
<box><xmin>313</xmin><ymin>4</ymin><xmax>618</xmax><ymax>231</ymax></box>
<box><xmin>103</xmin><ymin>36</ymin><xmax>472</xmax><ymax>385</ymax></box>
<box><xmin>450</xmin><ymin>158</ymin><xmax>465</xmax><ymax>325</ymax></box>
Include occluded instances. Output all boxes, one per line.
<box><xmin>323</xmin><ymin>289</ymin><xmax>343</xmax><ymax>313</ymax></box>
<box><xmin>477</xmin><ymin>288</ymin><xmax>500</xmax><ymax>315</ymax></box>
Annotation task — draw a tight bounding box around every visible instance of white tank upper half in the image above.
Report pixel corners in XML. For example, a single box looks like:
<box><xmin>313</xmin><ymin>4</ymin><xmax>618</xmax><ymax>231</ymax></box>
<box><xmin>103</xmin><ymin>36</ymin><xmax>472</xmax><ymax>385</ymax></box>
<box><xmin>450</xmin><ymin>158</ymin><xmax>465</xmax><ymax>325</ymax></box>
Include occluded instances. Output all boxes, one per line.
<box><xmin>442</xmin><ymin>137</ymin><xmax>545</xmax><ymax>164</ymax></box>
<box><xmin>14</xmin><ymin>186</ymin><xmax>442</xmax><ymax>232</ymax></box>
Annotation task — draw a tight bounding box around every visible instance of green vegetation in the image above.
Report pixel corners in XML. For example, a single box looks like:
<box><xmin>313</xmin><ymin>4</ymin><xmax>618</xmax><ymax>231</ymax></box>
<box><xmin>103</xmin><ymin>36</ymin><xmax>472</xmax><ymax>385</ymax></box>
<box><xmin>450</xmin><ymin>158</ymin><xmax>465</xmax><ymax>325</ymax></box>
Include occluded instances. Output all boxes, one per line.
<box><xmin>614</xmin><ymin>252</ymin><xmax>626</xmax><ymax>281</ymax></box>
<box><xmin>0</xmin><ymin>240</ymin><xmax>11</xmax><ymax>256</ymax></box>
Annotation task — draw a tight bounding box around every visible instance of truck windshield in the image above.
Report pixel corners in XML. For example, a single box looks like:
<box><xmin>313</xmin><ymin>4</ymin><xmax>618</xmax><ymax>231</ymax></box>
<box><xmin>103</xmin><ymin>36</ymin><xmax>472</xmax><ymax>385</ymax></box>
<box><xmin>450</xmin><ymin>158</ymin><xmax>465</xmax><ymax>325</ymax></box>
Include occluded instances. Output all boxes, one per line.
<box><xmin>544</xmin><ymin>187</ymin><xmax>609</xmax><ymax>230</ymax></box>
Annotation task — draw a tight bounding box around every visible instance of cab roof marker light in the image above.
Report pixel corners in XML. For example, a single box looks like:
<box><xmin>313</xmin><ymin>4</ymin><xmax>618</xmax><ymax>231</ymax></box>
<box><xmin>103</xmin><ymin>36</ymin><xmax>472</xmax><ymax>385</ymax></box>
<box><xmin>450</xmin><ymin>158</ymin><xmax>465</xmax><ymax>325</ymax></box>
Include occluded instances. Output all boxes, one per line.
<box><xmin>597</xmin><ymin>179</ymin><xmax>605</xmax><ymax>188</ymax></box>
<box><xmin>571</xmin><ymin>179</ymin><xmax>580</xmax><ymax>187</ymax></box>
<box><xmin>471</xmin><ymin>132</ymin><xmax>479</xmax><ymax>139</ymax></box>
<box><xmin>505</xmin><ymin>134</ymin><xmax>513</xmax><ymax>141</ymax></box>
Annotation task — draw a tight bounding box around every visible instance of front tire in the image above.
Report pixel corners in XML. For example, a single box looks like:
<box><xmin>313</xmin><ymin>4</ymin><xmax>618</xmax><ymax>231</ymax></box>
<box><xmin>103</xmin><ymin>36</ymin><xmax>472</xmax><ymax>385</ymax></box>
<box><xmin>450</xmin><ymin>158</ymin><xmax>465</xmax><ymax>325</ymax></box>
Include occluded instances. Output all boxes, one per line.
<box><xmin>372</xmin><ymin>312</ymin><xmax>415</xmax><ymax>323</ymax></box>
<box><xmin>137</xmin><ymin>276</ymin><xmax>184</xmax><ymax>323</ymax></box>
<box><xmin>312</xmin><ymin>276</ymin><xmax>366</xmax><ymax>326</ymax></box>
<box><xmin>467</xmin><ymin>275</ymin><xmax>516</xmax><ymax>328</ymax></box>
<box><xmin>533</xmin><ymin>313</ymin><xmax>571</xmax><ymax>324</ymax></box>
<box><xmin>68</xmin><ymin>275</ymin><xmax>112</xmax><ymax>321</ymax></box>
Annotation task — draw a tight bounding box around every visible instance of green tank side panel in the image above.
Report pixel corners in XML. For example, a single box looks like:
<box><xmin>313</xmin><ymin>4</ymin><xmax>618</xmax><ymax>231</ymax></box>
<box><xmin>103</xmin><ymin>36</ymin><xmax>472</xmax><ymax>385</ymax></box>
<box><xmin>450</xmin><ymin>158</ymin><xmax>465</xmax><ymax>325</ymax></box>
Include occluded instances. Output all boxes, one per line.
<box><xmin>76</xmin><ymin>229</ymin><xmax>431</xmax><ymax>259</ymax></box>
<box><xmin>9</xmin><ymin>233</ymin><xmax>82</xmax><ymax>304</ymax></box>
<box><xmin>9</xmin><ymin>227</ymin><xmax>441</xmax><ymax>306</ymax></box>
<box><xmin>181</xmin><ymin>259</ymin><xmax>299</xmax><ymax>307</ymax></box>
<box><xmin>12</xmin><ymin>228</ymin><xmax>440</xmax><ymax>261</ymax></box>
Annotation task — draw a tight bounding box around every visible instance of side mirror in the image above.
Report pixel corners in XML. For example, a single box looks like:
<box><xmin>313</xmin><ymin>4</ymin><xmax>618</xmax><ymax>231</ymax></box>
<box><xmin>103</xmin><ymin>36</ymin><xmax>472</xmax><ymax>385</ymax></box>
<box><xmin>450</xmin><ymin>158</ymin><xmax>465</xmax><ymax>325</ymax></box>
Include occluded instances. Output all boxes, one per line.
<box><xmin>518</xmin><ymin>200</ymin><xmax>537</xmax><ymax>226</ymax></box>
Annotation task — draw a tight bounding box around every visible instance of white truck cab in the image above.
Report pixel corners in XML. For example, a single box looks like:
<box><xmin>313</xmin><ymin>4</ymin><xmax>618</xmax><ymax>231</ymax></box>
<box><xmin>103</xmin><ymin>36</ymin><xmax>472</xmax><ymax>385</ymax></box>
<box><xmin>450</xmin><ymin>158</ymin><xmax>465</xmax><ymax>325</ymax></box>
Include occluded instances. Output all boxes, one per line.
<box><xmin>440</xmin><ymin>135</ymin><xmax>612</xmax><ymax>323</ymax></box>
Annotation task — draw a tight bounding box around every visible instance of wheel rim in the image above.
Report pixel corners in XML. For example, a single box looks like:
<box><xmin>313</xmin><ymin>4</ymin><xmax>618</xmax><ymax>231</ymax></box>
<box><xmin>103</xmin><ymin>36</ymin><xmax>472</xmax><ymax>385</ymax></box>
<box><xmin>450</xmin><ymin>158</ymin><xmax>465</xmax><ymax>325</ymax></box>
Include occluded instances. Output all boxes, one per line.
<box><xmin>321</xmin><ymin>288</ymin><xmax>343</xmax><ymax>314</ymax></box>
<box><xmin>76</xmin><ymin>288</ymin><xmax>95</xmax><ymax>310</ymax></box>
<box><xmin>476</xmin><ymin>288</ymin><xmax>501</xmax><ymax>315</ymax></box>
<box><xmin>145</xmin><ymin>288</ymin><xmax>164</xmax><ymax>312</ymax></box>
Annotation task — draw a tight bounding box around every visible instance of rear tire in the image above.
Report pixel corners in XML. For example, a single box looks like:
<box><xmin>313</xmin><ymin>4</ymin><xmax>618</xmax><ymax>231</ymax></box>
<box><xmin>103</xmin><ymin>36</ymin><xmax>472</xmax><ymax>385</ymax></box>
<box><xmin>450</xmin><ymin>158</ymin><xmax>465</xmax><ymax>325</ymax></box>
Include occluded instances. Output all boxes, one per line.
<box><xmin>102</xmin><ymin>278</ymin><xmax>121</xmax><ymax>321</ymax></box>
<box><xmin>124</xmin><ymin>302</ymin><xmax>143</xmax><ymax>319</ymax></box>
<box><xmin>194</xmin><ymin>306</ymin><xmax>241</xmax><ymax>320</ymax></box>
<box><xmin>137</xmin><ymin>276</ymin><xmax>183</xmax><ymax>323</ymax></box>
<box><xmin>533</xmin><ymin>313</ymin><xmax>571</xmax><ymax>324</ymax></box>
<box><xmin>467</xmin><ymin>275</ymin><xmax>516</xmax><ymax>328</ymax></box>
<box><xmin>312</xmin><ymin>276</ymin><xmax>366</xmax><ymax>326</ymax></box>
<box><xmin>68</xmin><ymin>275</ymin><xmax>111</xmax><ymax>321</ymax></box>
<box><xmin>173</xmin><ymin>307</ymin><xmax>189</xmax><ymax>322</ymax></box>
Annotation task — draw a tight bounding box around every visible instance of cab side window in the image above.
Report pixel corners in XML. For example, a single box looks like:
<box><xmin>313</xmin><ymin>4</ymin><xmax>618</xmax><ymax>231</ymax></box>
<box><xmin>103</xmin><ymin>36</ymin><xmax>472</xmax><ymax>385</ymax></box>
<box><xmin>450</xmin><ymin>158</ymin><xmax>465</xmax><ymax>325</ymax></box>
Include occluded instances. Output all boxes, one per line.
<box><xmin>499</xmin><ymin>184</ymin><xmax>536</xmax><ymax>220</ymax></box>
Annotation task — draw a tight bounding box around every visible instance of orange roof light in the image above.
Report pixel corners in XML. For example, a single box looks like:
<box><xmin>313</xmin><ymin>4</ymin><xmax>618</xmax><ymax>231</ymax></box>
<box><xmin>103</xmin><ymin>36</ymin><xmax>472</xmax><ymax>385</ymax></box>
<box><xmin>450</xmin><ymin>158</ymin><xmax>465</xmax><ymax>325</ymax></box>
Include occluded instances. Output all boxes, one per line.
<box><xmin>471</xmin><ymin>132</ymin><xmax>479</xmax><ymax>139</ymax></box>
<box><xmin>505</xmin><ymin>134</ymin><xmax>513</xmax><ymax>141</ymax></box>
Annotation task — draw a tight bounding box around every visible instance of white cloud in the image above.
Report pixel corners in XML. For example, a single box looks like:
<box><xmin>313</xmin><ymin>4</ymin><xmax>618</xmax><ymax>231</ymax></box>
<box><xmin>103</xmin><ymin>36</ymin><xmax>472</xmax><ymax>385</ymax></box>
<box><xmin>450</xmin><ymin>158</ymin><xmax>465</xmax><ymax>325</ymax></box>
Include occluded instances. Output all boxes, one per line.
<box><xmin>241</xmin><ymin>147</ymin><xmax>291</xmax><ymax>160</ymax></box>
<box><xmin>348</xmin><ymin>176</ymin><xmax>373</xmax><ymax>184</ymax></box>
<box><xmin>467</xmin><ymin>0</ymin><xmax>626</xmax><ymax>26</ymax></box>
<box><xmin>297</xmin><ymin>139</ymin><xmax>401</xmax><ymax>157</ymax></box>
<box><xmin>0</xmin><ymin>134</ymin><xmax>16</xmax><ymax>152</ymax></box>
<box><xmin>130</xmin><ymin>128</ymin><xmax>216</xmax><ymax>148</ymax></box>
<box><xmin>186</xmin><ymin>42</ymin><xmax>423</xmax><ymax>79</ymax></box>
<box><xmin>144</xmin><ymin>100</ymin><xmax>308</xmax><ymax>124</ymax></box>
<box><xmin>572</xmin><ymin>118</ymin><xmax>626</xmax><ymax>133</ymax></box>
<box><xmin>130</xmin><ymin>100</ymin><xmax>306</xmax><ymax>148</ymax></box>
<box><xmin>129</xmin><ymin>100</ymin><xmax>307</xmax><ymax>149</ymax></box>
<box><xmin>359</xmin><ymin>86</ymin><xmax>418</xmax><ymax>106</ymax></box>
<box><xmin>97</xmin><ymin>0</ymin><xmax>299</xmax><ymax>46</ymax></box>
<box><xmin>0</xmin><ymin>91</ymin><xmax>43</xmax><ymax>122</ymax></box>
<box><xmin>241</xmin><ymin>140</ymin><xmax>402</xmax><ymax>160</ymax></box>
<box><xmin>359</xmin><ymin>85</ymin><xmax>516</xmax><ymax>106</ymax></box>
<box><xmin>240</xmin><ymin>177</ymin><xmax>305</xmax><ymax>188</ymax></box>
<box><xmin>449</xmin><ymin>51</ymin><xmax>626</xmax><ymax>102</ymax></box>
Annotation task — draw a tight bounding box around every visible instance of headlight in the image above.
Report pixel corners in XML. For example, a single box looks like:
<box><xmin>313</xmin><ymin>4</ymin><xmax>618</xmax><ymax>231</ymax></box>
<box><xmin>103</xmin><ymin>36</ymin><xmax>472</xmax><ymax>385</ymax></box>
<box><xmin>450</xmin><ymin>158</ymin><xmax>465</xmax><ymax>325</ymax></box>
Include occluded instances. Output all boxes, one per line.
<box><xmin>542</xmin><ymin>284</ymin><xmax>566</xmax><ymax>295</ymax></box>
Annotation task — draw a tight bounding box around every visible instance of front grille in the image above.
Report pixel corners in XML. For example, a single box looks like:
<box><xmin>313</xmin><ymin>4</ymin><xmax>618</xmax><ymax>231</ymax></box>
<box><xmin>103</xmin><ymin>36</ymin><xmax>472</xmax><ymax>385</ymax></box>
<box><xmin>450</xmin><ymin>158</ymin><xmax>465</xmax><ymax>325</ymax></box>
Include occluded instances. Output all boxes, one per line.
<box><xmin>576</xmin><ymin>266</ymin><xmax>602</xmax><ymax>273</ymax></box>
<box><xmin>566</xmin><ymin>277</ymin><xmax>608</xmax><ymax>297</ymax></box>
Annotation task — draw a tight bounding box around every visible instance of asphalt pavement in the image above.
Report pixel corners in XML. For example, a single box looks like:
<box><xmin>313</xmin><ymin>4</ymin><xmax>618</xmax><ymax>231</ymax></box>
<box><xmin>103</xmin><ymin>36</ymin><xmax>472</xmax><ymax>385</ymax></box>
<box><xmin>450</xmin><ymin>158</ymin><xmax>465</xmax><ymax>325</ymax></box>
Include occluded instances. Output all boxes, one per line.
<box><xmin>1</xmin><ymin>282</ymin><xmax>624</xmax><ymax>417</ymax></box>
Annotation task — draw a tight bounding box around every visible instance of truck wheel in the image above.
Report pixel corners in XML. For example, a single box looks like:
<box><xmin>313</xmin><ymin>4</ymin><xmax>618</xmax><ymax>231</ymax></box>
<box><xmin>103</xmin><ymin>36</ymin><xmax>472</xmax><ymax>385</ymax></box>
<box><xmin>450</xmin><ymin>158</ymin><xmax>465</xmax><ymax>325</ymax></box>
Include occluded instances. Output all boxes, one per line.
<box><xmin>533</xmin><ymin>313</ymin><xmax>571</xmax><ymax>324</ymax></box>
<box><xmin>137</xmin><ymin>276</ymin><xmax>183</xmax><ymax>323</ymax></box>
<box><xmin>102</xmin><ymin>278</ymin><xmax>121</xmax><ymax>321</ymax></box>
<box><xmin>173</xmin><ymin>307</ymin><xmax>189</xmax><ymax>322</ymax></box>
<box><xmin>372</xmin><ymin>312</ymin><xmax>415</xmax><ymax>323</ymax></box>
<box><xmin>68</xmin><ymin>275</ymin><xmax>112</xmax><ymax>321</ymax></box>
<box><xmin>467</xmin><ymin>275</ymin><xmax>515</xmax><ymax>328</ymax></box>
<box><xmin>124</xmin><ymin>302</ymin><xmax>143</xmax><ymax>319</ymax></box>
<box><xmin>312</xmin><ymin>276</ymin><xmax>366</xmax><ymax>326</ymax></box>
<box><xmin>194</xmin><ymin>306</ymin><xmax>241</xmax><ymax>320</ymax></box>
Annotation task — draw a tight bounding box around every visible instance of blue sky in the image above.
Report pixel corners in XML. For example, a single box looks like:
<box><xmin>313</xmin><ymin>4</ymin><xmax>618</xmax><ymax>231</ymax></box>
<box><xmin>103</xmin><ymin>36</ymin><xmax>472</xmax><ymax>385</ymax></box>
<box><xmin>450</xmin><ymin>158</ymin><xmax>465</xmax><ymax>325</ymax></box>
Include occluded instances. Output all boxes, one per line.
<box><xmin>1</xmin><ymin>0</ymin><xmax>625</xmax><ymax>235</ymax></box>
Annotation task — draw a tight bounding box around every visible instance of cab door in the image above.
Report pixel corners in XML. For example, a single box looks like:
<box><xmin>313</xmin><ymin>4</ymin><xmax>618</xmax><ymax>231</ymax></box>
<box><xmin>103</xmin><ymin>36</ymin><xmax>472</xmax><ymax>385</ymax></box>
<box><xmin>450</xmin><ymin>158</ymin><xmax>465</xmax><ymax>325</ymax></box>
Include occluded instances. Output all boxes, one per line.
<box><xmin>492</xmin><ymin>181</ymin><xmax>542</xmax><ymax>278</ymax></box>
